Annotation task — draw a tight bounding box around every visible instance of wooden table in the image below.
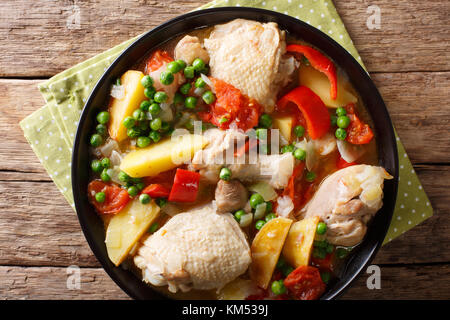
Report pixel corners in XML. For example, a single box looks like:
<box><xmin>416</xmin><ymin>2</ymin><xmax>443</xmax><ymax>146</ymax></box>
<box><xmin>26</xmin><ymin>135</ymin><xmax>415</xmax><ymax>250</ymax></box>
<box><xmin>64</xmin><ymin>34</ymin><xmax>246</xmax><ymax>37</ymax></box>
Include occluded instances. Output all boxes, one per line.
<box><xmin>0</xmin><ymin>0</ymin><xmax>449</xmax><ymax>300</ymax></box>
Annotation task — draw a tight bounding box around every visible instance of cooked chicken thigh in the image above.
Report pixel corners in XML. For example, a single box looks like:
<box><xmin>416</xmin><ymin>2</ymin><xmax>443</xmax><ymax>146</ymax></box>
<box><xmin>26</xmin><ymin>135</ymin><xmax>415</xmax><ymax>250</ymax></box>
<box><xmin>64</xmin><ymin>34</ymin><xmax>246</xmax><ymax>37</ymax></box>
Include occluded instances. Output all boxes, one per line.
<box><xmin>174</xmin><ymin>35</ymin><xmax>210</xmax><ymax>65</ymax></box>
<box><xmin>301</xmin><ymin>165</ymin><xmax>392</xmax><ymax>246</ymax></box>
<box><xmin>204</xmin><ymin>19</ymin><xmax>293</xmax><ymax>112</ymax></box>
<box><xmin>134</xmin><ymin>204</ymin><xmax>251</xmax><ymax>293</ymax></box>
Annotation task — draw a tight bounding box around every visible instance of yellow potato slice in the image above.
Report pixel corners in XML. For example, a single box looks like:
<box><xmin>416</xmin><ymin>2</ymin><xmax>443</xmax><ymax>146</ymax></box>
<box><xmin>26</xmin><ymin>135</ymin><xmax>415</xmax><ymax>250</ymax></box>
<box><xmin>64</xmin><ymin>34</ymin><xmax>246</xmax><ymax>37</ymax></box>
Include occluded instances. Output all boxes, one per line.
<box><xmin>108</xmin><ymin>70</ymin><xmax>146</xmax><ymax>142</ymax></box>
<box><xmin>273</xmin><ymin>116</ymin><xmax>293</xmax><ymax>143</ymax></box>
<box><xmin>299</xmin><ymin>65</ymin><xmax>357</xmax><ymax>108</ymax></box>
<box><xmin>249</xmin><ymin>217</ymin><xmax>293</xmax><ymax>289</ymax></box>
<box><xmin>282</xmin><ymin>216</ymin><xmax>320</xmax><ymax>268</ymax></box>
<box><xmin>105</xmin><ymin>198</ymin><xmax>160</xmax><ymax>266</ymax></box>
<box><xmin>119</xmin><ymin>134</ymin><xmax>207</xmax><ymax>178</ymax></box>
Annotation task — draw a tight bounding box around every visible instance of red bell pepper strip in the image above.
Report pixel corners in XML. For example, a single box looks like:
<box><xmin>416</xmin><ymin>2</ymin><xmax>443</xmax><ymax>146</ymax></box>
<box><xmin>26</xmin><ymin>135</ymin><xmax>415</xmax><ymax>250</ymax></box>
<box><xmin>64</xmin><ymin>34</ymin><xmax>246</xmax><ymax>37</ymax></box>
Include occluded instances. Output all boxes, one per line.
<box><xmin>142</xmin><ymin>184</ymin><xmax>171</xmax><ymax>198</ymax></box>
<box><xmin>277</xmin><ymin>86</ymin><xmax>331</xmax><ymax>140</ymax></box>
<box><xmin>88</xmin><ymin>180</ymin><xmax>130</xmax><ymax>215</ymax></box>
<box><xmin>336</xmin><ymin>156</ymin><xmax>357</xmax><ymax>169</ymax></box>
<box><xmin>287</xmin><ymin>44</ymin><xmax>338</xmax><ymax>100</ymax></box>
<box><xmin>168</xmin><ymin>169</ymin><xmax>200</xmax><ymax>203</ymax></box>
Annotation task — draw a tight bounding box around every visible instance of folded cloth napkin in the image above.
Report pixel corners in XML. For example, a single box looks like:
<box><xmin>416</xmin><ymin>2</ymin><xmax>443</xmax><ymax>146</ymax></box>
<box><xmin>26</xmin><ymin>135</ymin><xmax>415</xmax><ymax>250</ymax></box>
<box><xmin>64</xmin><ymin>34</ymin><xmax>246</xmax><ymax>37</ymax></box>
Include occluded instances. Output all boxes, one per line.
<box><xmin>20</xmin><ymin>0</ymin><xmax>432</xmax><ymax>245</ymax></box>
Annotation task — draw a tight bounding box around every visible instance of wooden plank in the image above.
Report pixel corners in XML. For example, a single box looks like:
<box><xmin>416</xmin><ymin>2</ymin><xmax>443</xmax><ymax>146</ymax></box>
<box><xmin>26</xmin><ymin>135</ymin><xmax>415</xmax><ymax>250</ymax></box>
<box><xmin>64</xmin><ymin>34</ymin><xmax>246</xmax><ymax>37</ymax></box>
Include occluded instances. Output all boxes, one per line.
<box><xmin>1</xmin><ymin>0</ymin><xmax>449</xmax><ymax>77</ymax></box>
<box><xmin>0</xmin><ymin>164</ymin><xmax>448</xmax><ymax>267</ymax></box>
<box><xmin>1</xmin><ymin>71</ymin><xmax>449</xmax><ymax>169</ymax></box>
<box><xmin>1</xmin><ymin>264</ymin><xmax>448</xmax><ymax>299</ymax></box>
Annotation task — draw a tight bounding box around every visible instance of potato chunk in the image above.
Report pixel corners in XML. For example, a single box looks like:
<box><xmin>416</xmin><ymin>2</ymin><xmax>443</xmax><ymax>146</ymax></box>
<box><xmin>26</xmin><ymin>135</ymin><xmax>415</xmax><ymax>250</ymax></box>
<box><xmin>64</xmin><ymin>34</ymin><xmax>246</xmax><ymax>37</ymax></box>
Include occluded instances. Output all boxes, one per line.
<box><xmin>273</xmin><ymin>116</ymin><xmax>293</xmax><ymax>143</ymax></box>
<box><xmin>282</xmin><ymin>216</ymin><xmax>320</xmax><ymax>268</ymax></box>
<box><xmin>119</xmin><ymin>134</ymin><xmax>208</xmax><ymax>178</ymax></box>
<box><xmin>108</xmin><ymin>70</ymin><xmax>146</xmax><ymax>142</ymax></box>
<box><xmin>105</xmin><ymin>198</ymin><xmax>160</xmax><ymax>266</ymax></box>
<box><xmin>249</xmin><ymin>217</ymin><xmax>293</xmax><ymax>289</ymax></box>
<box><xmin>299</xmin><ymin>65</ymin><xmax>357</xmax><ymax>108</ymax></box>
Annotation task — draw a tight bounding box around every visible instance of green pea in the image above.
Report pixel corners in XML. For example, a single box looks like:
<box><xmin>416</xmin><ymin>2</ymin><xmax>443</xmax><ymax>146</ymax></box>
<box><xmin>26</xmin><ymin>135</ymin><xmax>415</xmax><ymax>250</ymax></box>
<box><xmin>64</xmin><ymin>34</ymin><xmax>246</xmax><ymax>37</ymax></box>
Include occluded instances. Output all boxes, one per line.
<box><xmin>95</xmin><ymin>192</ymin><xmax>106</xmax><ymax>203</ymax></box>
<box><xmin>219</xmin><ymin>117</ymin><xmax>229</xmax><ymax>124</ymax></box>
<box><xmin>185</xmin><ymin>96</ymin><xmax>198</xmax><ymax>109</ymax></box>
<box><xmin>312</xmin><ymin>247</ymin><xmax>327</xmax><ymax>259</ymax></box>
<box><xmin>184</xmin><ymin>119</ymin><xmax>194</xmax><ymax>130</ymax></box>
<box><xmin>96</xmin><ymin>124</ymin><xmax>107</xmax><ymax>136</ymax></box>
<box><xmin>276</xmin><ymin>257</ymin><xmax>286</xmax><ymax>269</ymax></box>
<box><xmin>138</xmin><ymin>120</ymin><xmax>148</xmax><ymax>132</ymax></box>
<box><xmin>183</xmin><ymin>66</ymin><xmax>195</xmax><ymax>79</ymax></box>
<box><xmin>281</xmin><ymin>144</ymin><xmax>295</xmax><ymax>154</ymax></box>
<box><xmin>144</xmin><ymin>86</ymin><xmax>156</xmax><ymax>99</ymax></box>
<box><xmin>141</xmin><ymin>75</ymin><xmax>154</xmax><ymax>88</ymax></box>
<box><xmin>259</xmin><ymin>143</ymin><xmax>269</xmax><ymax>155</ymax></box>
<box><xmin>137</xmin><ymin>136</ymin><xmax>151</xmax><ymax>148</ymax></box>
<box><xmin>337</xmin><ymin>115</ymin><xmax>350</xmax><ymax>129</ymax></box>
<box><xmin>316</xmin><ymin>222</ymin><xmax>327</xmax><ymax>235</ymax></box>
<box><xmin>180</xmin><ymin>83</ymin><xmax>191</xmax><ymax>95</ymax></box>
<box><xmin>167</xmin><ymin>61</ymin><xmax>183</xmax><ymax>74</ymax></box>
<box><xmin>265</xmin><ymin>201</ymin><xmax>273</xmax><ymax>213</ymax></box>
<box><xmin>118</xmin><ymin>171</ymin><xmax>130</xmax><ymax>182</ymax></box>
<box><xmin>123</xmin><ymin>116</ymin><xmax>135</xmax><ymax>129</ymax></box>
<box><xmin>100</xmin><ymin>168</ymin><xmax>111</xmax><ymax>182</ymax></box>
<box><xmin>136</xmin><ymin>182</ymin><xmax>145</xmax><ymax>191</ymax></box>
<box><xmin>139</xmin><ymin>193</ymin><xmax>151</xmax><ymax>204</ymax></box>
<box><xmin>335</xmin><ymin>128</ymin><xmax>347</xmax><ymax>140</ymax></box>
<box><xmin>255</xmin><ymin>128</ymin><xmax>267</xmax><ymax>141</ymax></box>
<box><xmin>336</xmin><ymin>247</ymin><xmax>350</xmax><ymax>259</ymax></box>
<box><xmin>148</xmin><ymin>222</ymin><xmax>159</xmax><ymax>233</ymax></box>
<box><xmin>159</xmin><ymin>121</ymin><xmax>170</xmax><ymax>132</ymax></box>
<box><xmin>326</xmin><ymin>243</ymin><xmax>334</xmax><ymax>254</ymax></box>
<box><xmin>320</xmin><ymin>271</ymin><xmax>331</xmax><ymax>284</ymax></box>
<box><xmin>156</xmin><ymin>198</ymin><xmax>167</xmax><ymax>208</ymax></box>
<box><xmin>255</xmin><ymin>219</ymin><xmax>266</xmax><ymax>230</ymax></box>
<box><xmin>294</xmin><ymin>125</ymin><xmax>305</xmax><ymax>137</ymax></box>
<box><xmin>133</xmin><ymin>109</ymin><xmax>146</xmax><ymax>121</ymax></box>
<box><xmin>90</xmin><ymin>134</ymin><xmax>103</xmax><ymax>147</ymax></box>
<box><xmin>192</xmin><ymin>58</ymin><xmax>205</xmax><ymax>72</ymax></box>
<box><xmin>219</xmin><ymin>167</ymin><xmax>232</xmax><ymax>181</ymax></box>
<box><xmin>250</xmin><ymin>193</ymin><xmax>264</xmax><ymax>209</ymax></box>
<box><xmin>150</xmin><ymin>118</ymin><xmax>162</xmax><ymax>131</ymax></box>
<box><xmin>282</xmin><ymin>265</ymin><xmax>294</xmax><ymax>277</ymax></box>
<box><xmin>202</xmin><ymin>91</ymin><xmax>216</xmax><ymax>104</ymax></box>
<box><xmin>259</xmin><ymin>114</ymin><xmax>272</xmax><ymax>129</ymax></box>
<box><xmin>154</xmin><ymin>91</ymin><xmax>168</xmax><ymax>103</ymax></box>
<box><xmin>91</xmin><ymin>159</ymin><xmax>103</xmax><ymax>173</ymax></box>
<box><xmin>101</xmin><ymin>157</ymin><xmax>111</xmax><ymax>169</ymax></box>
<box><xmin>194</xmin><ymin>77</ymin><xmax>206</xmax><ymax>88</ymax></box>
<box><xmin>146</xmin><ymin>103</ymin><xmax>160</xmax><ymax>117</ymax></box>
<box><xmin>336</xmin><ymin>107</ymin><xmax>347</xmax><ymax>117</ymax></box>
<box><xmin>127</xmin><ymin>185</ymin><xmax>139</xmax><ymax>197</ymax></box>
<box><xmin>127</xmin><ymin>127</ymin><xmax>140</xmax><ymax>138</ymax></box>
<box><xmin>115</xmin><ymin>78</ymin><xmax>121</xmax><ymax>86</ymax></box>
<box><xmin>313</xmin><ymin>240</ymin><xmax>328</xmax><ymax>249</ymax></box>
<box><xmin>234</xmin><ymin>209</ymin><xmax>246</xmax><ymax>222</ymax></box>
<box><xmin>160</xmin><ymin>71</ymin><xmax>174</xmax><ymax>85</ymax></box>
<box><xmin>271</xmin><ymin>280</ymin><xmax>286</xmax><ymax>295</ymax></box>
<box><xmin>149</xmin><ymin>130</ymin><xmax>161</xmax><ymax>143</ymax></box>
<box><xmin>265</xmin><ymin>213</ymin><xmax>277</xmax><ymax>222</ymax></box>
<box><xmin>140</xmin><ymin>100</ymin><xmax>151</xmax><ymax>111</ymax></box>
<box><xmin>176</xmin><ymin>59</ymin><xmax>187</xmax><ymax>69</ymax></box>
<box><xmin>305</xmin><ymin>171</ymin><xmax>316</xmax><ymax>182</ymax></box>
<box><xmin>97</xmin><ymin>111</ymin><xmax>110</xmax><ymax>124</ymax></box>
<box><xmin>293</xmin><ymin>148</ymin><xmax>307</xmax><ymax>161</ymax></box>
<box><xmin>173</xmin><ymin>92</ymin><xmax>184</xmax><ymax>105</ymax></box>
<box><xmin>331</xmin><ymin>115</ymin><xmax>337</xmax><ymax>127</ymax></box>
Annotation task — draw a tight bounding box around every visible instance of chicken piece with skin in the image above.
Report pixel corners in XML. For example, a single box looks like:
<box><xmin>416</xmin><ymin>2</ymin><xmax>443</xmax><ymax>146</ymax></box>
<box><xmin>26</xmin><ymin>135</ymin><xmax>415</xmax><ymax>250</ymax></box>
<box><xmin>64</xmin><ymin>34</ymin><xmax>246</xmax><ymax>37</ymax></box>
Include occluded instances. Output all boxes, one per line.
<box><xmin>215</xmin><ymin>179</ymin><xmax>248</xmax><ymax>213</ymax></box>
<box><xmin>134</xmin><ymin>204</ymin><xmax>251</xmax><ymax>293</ymax></box>
<box><xmin>204</xmin><ymin>19</ymin><xmax>294</xmax><ymax>112</ymax></box>
<box><xmin>301</xmin><ymin>165</ymin><xmax>393</xmax><ymax>246</ymax></box>
<box><xmin>174</xmin><ymin>35</ymin><xmax>210</xmax><ymax>65</ymax></box>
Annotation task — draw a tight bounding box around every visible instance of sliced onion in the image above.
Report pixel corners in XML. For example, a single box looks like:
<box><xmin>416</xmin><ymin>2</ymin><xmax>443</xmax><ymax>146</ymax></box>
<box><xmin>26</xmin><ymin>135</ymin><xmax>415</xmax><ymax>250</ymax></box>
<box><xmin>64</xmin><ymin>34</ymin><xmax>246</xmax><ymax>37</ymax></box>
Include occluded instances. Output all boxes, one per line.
<box><xmin>193</xmin><ymin>87</ymin><xmax>205</xmax><ymax>96</ymax></box>
<box><xmin>248</xmin><ymin>181</ymin><xmax>278</xmax><ymax>201</ymax></box>
<box><xmin>239</xmin><ymin>213</ymin><xmax>253</xmax><ymax>227</ymax></box>
<box><xmin>254</xmin><ymin>203</ymin><xmax>267</xmax><ymax>220</ymax></box>
<box><xmin>110</xmin><ymin>84</ymin><xmax>124</xmax><ymax>99</ymax></box>
<box><xmin>276</xmin><ymin>195</ymin><xmax>294</xmax><ymax>218</ymax></box>
<box><xmin>296</xmin><ymin>139</ymin><xmax>317</xmax><ymax>171</ymax></box>
<box><xmin>161</xmin><ymin>203</ymin><xmax>183</xmax><ymax>217</ymax></box>
<box><xmin>337</xmin><ymin>139</ymin><xmax>366</xmax><ymax>163</ymax></box>
<box><xmin>200</xmin><ymin>73</ymin><xmax>215</xmax><ymax>93</ymax></box>
<box><xmin>98</xmin><ymin>138</ymin><xmax>120</xmax><ymax>158</ymax></box>
<box><xmin>110</xmin><ymin>150</ymin><xmax>123</xmax><ymax>167</ymax></box>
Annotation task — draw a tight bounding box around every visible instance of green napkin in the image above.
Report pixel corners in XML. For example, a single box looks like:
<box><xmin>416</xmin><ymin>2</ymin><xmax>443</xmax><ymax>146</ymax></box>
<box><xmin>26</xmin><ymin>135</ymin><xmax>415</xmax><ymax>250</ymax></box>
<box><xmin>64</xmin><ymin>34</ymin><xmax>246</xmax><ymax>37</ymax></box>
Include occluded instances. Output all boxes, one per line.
<box><xmin>20</xmin><ymin>0</ymin><xmax>432</xmax><ymax>244</ymax></box>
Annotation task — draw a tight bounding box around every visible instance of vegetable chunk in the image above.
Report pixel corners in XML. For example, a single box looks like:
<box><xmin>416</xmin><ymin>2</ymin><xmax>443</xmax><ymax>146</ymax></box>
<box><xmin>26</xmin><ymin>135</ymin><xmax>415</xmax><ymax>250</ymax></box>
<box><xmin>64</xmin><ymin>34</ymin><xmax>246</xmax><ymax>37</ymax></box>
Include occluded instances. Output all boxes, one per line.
<box><xmin>282</xmin><ymin>216</ymin><xmax>320</xmax><ymax>268</ymax></box>
<box><xmin>273</xmin><ymin>116</ymin><xmax>293</xmax><ymax>143</ymax></box>
<box><xmin>249</xmin><ymin>217</ymin><xmax>293</xmax><ymax>289</ymax></box>
<box><xmin>119</xmin><ymin>134</ymin><xmax>207</xmax><ymax>178</ymax></box>
<box><xmin>105</xmin><ymin>197</ymin><xmax>160</xmax><ymax>266</ymax></box>
<box><xmin>109</xmin><ymin>70</ymin><xmax>146</xmax><ymax>142</ymax></box>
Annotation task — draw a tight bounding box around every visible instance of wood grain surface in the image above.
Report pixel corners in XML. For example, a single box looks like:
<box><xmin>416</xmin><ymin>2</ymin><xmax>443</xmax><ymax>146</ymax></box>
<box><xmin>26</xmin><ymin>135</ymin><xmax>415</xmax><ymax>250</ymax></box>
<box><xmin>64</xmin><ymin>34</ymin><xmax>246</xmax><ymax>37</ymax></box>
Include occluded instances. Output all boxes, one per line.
<box><xmin>0</xmin><ymin>0</ymin><xmax>449</xmax><ymax>300</ymax></box>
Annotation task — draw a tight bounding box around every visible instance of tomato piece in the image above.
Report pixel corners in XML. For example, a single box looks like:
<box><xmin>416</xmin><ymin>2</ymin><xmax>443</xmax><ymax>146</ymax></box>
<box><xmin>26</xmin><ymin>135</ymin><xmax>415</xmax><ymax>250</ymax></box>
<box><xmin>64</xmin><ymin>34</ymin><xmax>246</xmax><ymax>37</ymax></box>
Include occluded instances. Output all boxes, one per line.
<box><xmin>283</xmin><ymin>162</ymin><xmax>305</xmax><ymax>208</ymax></box>
<box><xmin>198</xmin><ymin>78</ymin><xmax>261</xmax><ymax>131</ymax></box>
<box><xmin>277</xmin><ymin>86</ymin><xmax>331</xmax><ymax>140</ymax></box>
<box><xmin>142</xmin><ymin>184</ymin><xmax>171</xmax><ymax>198</ymax></box>
<box><xmin>311</xmin><ymin>252</ymin><xmax>335</xmax><ymax>273</ymax></box>
<box><xmin>346</xmin><ymin>113</ymin><xmax>374</xmax><ymax>144</ymax></box>
<box><xmin>88</xmin><ymin>180</ymin><xmax>130</xmax><ymax>215</ymax></box>
<box><xmin>283</xmin><ymin>266</ymin><xmax>326</xmax><ymax>300</ymax></box>
<box><xmin>336</xmin><ymin>156</ymin><xmax>357</xmax><ymax>169</ymax></box>
<box><xmin>168</xmin><ymin>169</ymin><xmax>200</xmax><ymax>203</ymax></box>
<box><xmin>287</xmin><ymin>44</ymin><xmax>338</xmax><ymax>100</ymax></box>
<box><xmin>145</xmin><ymin>49</ymin><xmax>173</xmax><ymax>73</ymax></box>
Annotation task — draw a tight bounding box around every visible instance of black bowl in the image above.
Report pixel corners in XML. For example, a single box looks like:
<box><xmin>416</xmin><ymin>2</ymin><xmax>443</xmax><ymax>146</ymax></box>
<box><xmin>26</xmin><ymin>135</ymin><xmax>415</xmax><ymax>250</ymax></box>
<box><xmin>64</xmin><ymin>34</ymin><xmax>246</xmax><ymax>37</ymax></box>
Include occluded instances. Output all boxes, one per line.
<box><xmin>72</xmin><ymin>7</ymin><xmax>398</xmax><ymax>300</ymax></box>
